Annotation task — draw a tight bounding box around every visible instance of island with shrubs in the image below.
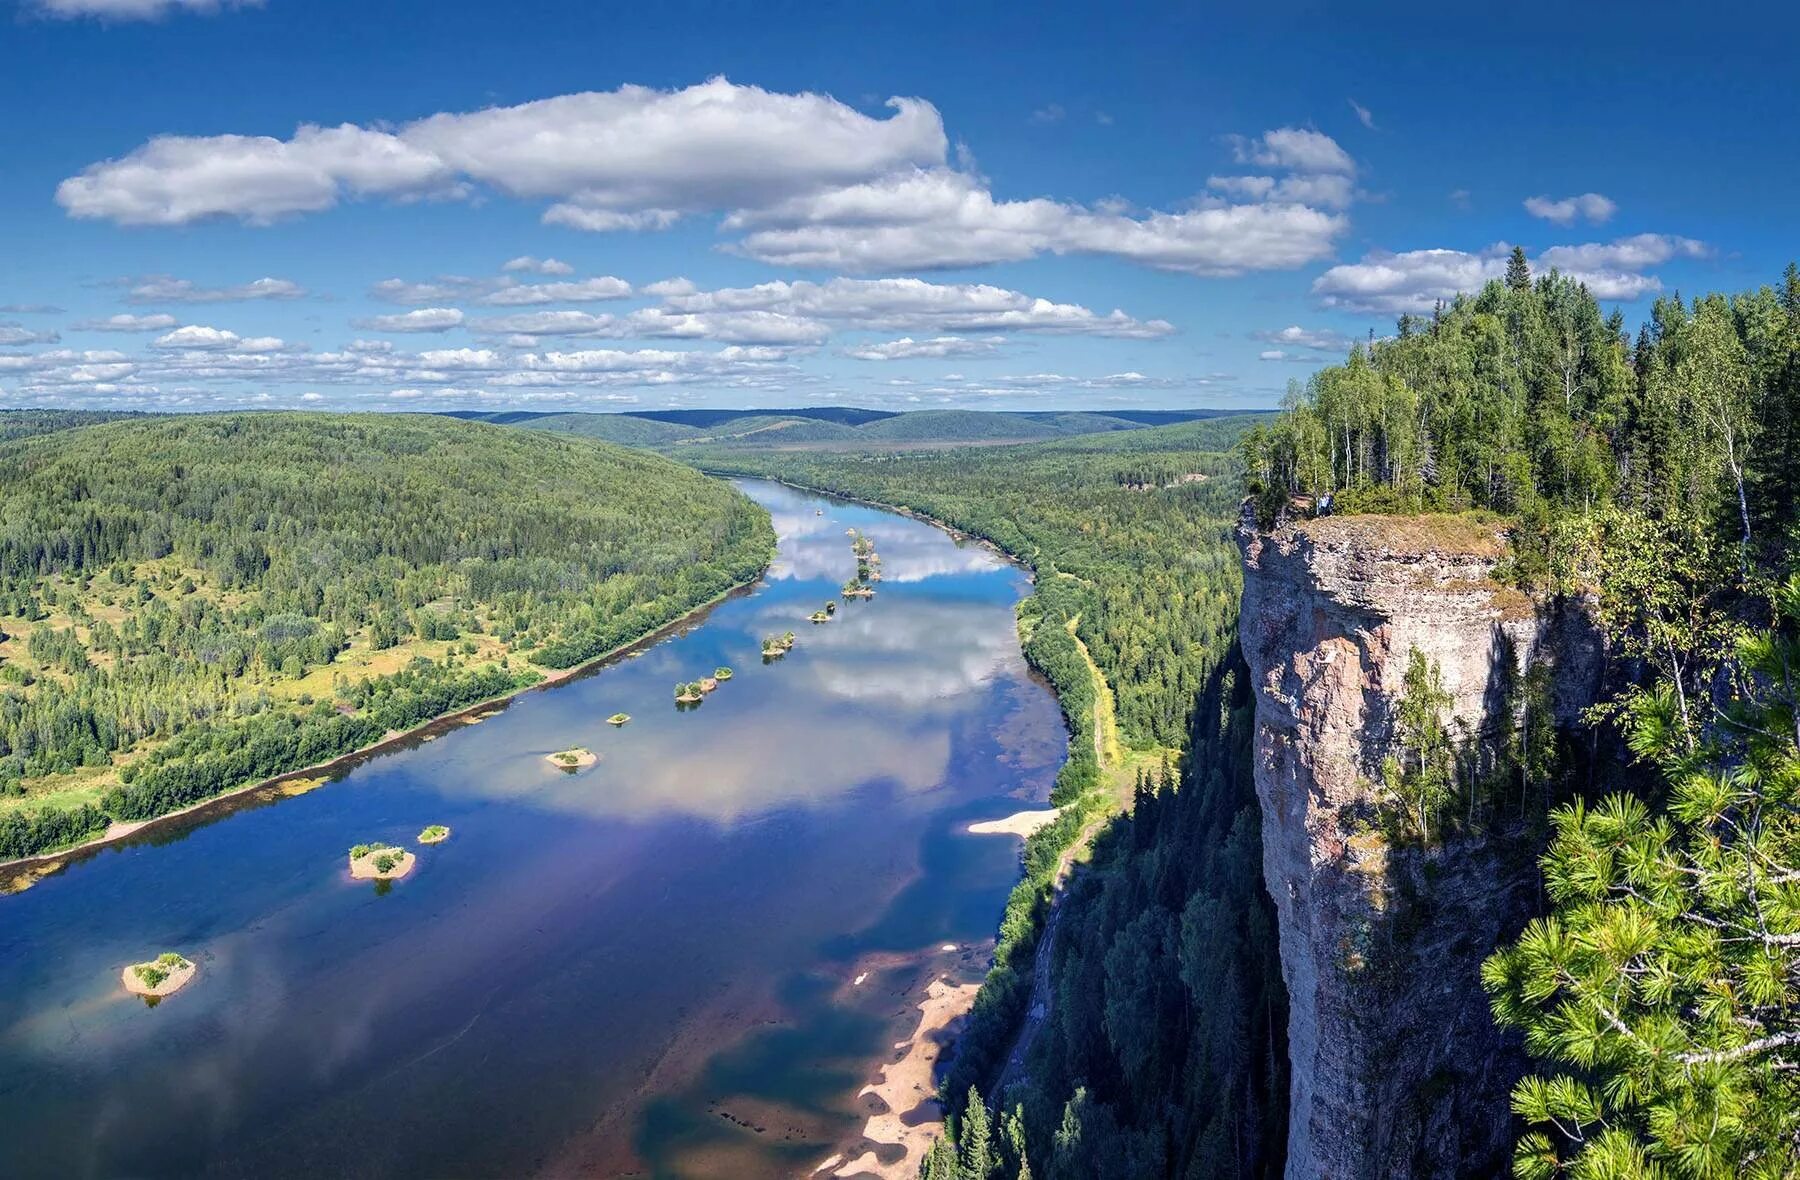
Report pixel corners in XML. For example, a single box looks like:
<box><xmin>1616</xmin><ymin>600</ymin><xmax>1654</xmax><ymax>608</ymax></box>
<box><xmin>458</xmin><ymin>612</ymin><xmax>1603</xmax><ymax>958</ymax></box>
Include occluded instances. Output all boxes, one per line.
<box><xmin>714</xmin><ymin>666</ymin><xmax>734</xmax><ymax>681</ymax></box>
<box><xmin>121</xmin><ymin>952</ymin><xmax>196</xmax><ymax>999</ymax></box>
<box><xmin>417</xmin><ymin>825</ymin><xmax>451</xmax><ymax>845</ymax></box>
<box><xmin>349</xmin><ymin>842</ymin><xmax>416</xmax><ymax>880</ymax></box>
<box><xmin>607</xmin><ymin>712</ymin><xmax>632</xmax><ymax>726</ymax></box>
<box><xmin>761</xmin><ymin>632</ymin><xmax>797</xmax><ymax>659</ymax></box>
<box><xmin>546</xmin><ymin>747</ymin><xmax>598</xmax><ymax>770</ymax></box>
<box><xmin>674</xmin><ymin>681</ymin><xmax>705</xmax><ymax>705</ymax></box>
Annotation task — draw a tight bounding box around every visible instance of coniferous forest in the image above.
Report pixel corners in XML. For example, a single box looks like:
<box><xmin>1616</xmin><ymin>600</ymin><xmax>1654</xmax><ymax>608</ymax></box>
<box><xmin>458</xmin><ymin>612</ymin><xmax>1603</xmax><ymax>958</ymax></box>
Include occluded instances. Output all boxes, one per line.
<box><xmin>0</xmin><ymin>413</ymin><xmax>774</xmax><ymax>861</ymax></box>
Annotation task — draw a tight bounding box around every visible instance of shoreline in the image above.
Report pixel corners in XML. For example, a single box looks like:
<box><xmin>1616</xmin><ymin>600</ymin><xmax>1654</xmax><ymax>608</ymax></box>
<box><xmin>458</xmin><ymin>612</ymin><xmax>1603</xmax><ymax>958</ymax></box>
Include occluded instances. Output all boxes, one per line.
<box><xmin>0</xmin><ymin>565</ymin><xmax>769</xmax><ymax>881</ymax></box>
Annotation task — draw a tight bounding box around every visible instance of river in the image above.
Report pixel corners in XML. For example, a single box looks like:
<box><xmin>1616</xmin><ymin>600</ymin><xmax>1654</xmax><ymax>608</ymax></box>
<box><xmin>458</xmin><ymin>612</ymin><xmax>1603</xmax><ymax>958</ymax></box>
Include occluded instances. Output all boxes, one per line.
<box><xmin>0</xmin><ymin>480</ymin><xmax>1065</xmax><ymax>1179</ymax></box>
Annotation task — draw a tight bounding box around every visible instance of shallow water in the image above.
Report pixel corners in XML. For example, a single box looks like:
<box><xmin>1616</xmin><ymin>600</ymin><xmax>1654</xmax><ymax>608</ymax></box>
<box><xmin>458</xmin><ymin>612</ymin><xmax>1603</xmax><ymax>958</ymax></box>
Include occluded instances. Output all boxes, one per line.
<box><xmin>0</xmin><ymin>480</ymin><xmax>1064</xmax><ymax>1179</ymax></box>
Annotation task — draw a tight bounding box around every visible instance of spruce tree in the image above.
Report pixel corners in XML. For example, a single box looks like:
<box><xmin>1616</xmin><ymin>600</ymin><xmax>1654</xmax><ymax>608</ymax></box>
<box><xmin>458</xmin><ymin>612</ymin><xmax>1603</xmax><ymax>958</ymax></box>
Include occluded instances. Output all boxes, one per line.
<box><xmin>1507</xmin><ymin>245</ymin><xmax>1532</xmax><ymax>291</ymax></box>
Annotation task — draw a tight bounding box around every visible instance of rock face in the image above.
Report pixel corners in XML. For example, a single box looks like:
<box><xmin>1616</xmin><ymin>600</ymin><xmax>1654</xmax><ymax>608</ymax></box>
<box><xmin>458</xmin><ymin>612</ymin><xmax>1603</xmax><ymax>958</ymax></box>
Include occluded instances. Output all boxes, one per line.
<box><xmin>1237</xmin><ymin>511</ymin><xmax>1603</xmax><ymax>1180</ymax></box>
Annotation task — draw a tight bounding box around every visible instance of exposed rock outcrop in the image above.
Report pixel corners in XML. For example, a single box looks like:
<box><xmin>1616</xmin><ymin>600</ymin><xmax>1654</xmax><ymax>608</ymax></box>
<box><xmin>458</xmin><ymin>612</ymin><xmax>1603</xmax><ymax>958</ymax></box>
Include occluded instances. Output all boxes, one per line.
<box><xmin>1237</xmin><ymin>511</ymin><xmax>1603</xmax><ymax>1180</ymax></box>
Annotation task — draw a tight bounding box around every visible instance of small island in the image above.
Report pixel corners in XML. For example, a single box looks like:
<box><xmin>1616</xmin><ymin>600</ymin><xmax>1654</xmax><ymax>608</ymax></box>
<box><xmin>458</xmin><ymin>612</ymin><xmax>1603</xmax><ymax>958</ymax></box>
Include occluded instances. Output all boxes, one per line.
<box><xmin>761</xmin><ymin>631</ymin><xmax>798</xmax><ymax>659</ymax></box>
<box><xmin>675</xmin><ymin>680</ymin><xmax>705</xmax><ymax>704</ymax></box>
<box><xmin>713</xmin><ymin>666</ymin><xmax>734</xmax><ymax>681</ymax></box>
<box><xmin>349</xmin><ymin>842</ymin><xmax>417</xmax><ymax>880</ymax></box>
<box><xmin>546</xmin><ymin>747</ymin><xmax>598</xmax><ymax>770</ymax></box>
<box><xmin>809</xmin><ymin>609</ymin><xmax>831</xmax><ymax>624</ymax></box>
<box><xmin>122</xmin><ymin>952</ymin><xmax>196</xmax><ymax>999</ymax></box>
<box><xmin>418</xmin><ymin>825</ymin><xmax>451</xmax><ymax>844</ymax></box>
<box><xmin>607</xmin><ymin>712</ymin><xmax>632</xmax><ymax>726</ymax></box>
<box><xmin>842</xmin><ymin>581</ymin><xmax>876</xmax><ymax>599</ymax></box>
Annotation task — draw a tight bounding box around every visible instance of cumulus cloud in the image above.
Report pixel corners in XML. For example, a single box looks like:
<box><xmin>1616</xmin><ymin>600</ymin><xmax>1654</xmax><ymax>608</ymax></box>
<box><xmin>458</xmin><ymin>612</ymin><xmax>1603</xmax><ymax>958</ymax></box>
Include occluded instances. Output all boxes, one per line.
<box><xmin>124</xmin><ymin>275</ymin><xmax>304</xmax><ymax>303</ymax></box>
<box><xmin>74</xmin><ymin>313</ymin><xmax>179</xmax><ymax>332</ymax></box>
<box><xmin>655</xmin><ymin>277</ymin><xmax>1174</xmax><ymax>337</ymax></box>
<box><xmin>501</xmin><ymin>256</ymin><xmax>574</xmax><ymax>275</ymax></box>
<box><xmin>58</xmin><ymin>78</ymin><xmax>944</xmax><ymax>227</ymax></box>
<box><xmin>0</xmin><ymin>323</ymin><xmax>61</xmax><ymax>346</ymax></box>
<box><xmin>30</xmin><ymin>0</ymin><xmax>260</xmax><ymax>18</ymax></box>
<box><xmin>1312</xmin><ymin>233</ymin><xmax>1709</xmax><ymax>313</ymax></box>
<box><xmin>57</xmin><ymin>80</ymin><xmax>1352</xmax><ymax>275</ymax></box>
<box><xmin>1524</xmin><ymin>192</ymin><xmax>1617</xmax><ymax>226</ymax></box>
<box><xmin>371</xmin><ymin>273</ymin><xmax>630</xmax><ymax>306</ymax></box>
<box><xmin>470</xmin><ymin>308</ymin><xmax>830</xmax><ymax>346</ymax></box>
<box><xmin>1250</xmin><ymin>325</ymin><xmax>1355</xmax><ymax>353</ymax></box>
<box><xmin>843</xmin><ymin>336</ymin><xmax>1003</xmax><ymax>361</ymax></box>
<box><xmin>152</xmin><ymin>324</ymin><xmax>284</xmax><ymax>351</ymax></box>
<box><xmin>476</xmin><ymin>277</ymin><xmax>633</xmax><ymax>306</ymax></box>
<box><xmin>352</xmin><ymin>308</ymin><xmax>465</xmax><ymax>333</ymax></box>
<box><xmin>724</xmin><ymin>166</ymin><xmax>1347</xmax><ymax>274</ymax></box>
<box><xmin>1227</xmin><ymin>127</ymin><xmax>1355</xmax><ymax>174</ymax></box>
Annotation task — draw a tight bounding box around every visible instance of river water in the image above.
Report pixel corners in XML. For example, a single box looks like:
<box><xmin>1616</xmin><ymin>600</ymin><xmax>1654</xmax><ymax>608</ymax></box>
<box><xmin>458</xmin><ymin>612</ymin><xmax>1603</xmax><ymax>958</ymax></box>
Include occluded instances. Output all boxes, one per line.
<box><xmin>0</xmin><ymin>480</ymin><xmax>1064</xmax><ymax>1179</ymax></box>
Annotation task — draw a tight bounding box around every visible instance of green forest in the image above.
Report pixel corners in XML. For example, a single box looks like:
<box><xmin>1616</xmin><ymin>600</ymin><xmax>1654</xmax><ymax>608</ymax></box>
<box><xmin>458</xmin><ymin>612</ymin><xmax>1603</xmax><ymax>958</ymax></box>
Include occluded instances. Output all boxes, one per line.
<box><xmin>0</xmin><ymin>412</ymin><xmax>774</xmax><ymax>862</ymax></box>
<box><xmin>699</xmin><ymin>417</ymin><xmax>1291</xmax><ymax>1179</ymax></box>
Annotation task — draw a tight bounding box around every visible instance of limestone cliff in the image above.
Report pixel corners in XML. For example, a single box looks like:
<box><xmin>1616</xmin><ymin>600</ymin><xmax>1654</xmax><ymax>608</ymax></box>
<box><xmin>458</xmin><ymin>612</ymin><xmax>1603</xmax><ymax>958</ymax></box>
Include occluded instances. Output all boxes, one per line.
<box><xmin>1237</xmin><ymin>511</ymin><xmax>1602</xmax><ymax>1180</ymax></box>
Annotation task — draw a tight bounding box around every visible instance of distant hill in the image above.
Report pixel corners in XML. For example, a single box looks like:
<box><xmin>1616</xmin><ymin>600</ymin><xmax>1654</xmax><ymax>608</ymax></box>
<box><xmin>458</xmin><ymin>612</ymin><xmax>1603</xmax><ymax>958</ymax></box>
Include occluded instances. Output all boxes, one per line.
<box><xmin>0</xmin><ymin>409</ymin><xmax>150</xmax><ymax>442</ymax></box>
<box><xmin>449</xmin><ymin>407</ymin><xmax>1266</xmax><ymax>452</ymax></box>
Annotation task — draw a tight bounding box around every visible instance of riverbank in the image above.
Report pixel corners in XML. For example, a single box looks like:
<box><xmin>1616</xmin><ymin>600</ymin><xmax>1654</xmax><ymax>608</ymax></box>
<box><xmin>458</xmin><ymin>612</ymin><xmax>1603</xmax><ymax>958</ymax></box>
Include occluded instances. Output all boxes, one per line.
<box><xmin>0</xmin><ymin>566</ymin><xmax>769</xmax><ymax>885</ymax></box>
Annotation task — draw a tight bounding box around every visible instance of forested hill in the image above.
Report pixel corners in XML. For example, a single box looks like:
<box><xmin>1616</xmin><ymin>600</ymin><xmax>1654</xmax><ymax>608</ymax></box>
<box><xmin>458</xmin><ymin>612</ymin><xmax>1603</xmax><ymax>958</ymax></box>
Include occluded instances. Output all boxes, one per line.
<box><xmin>0</xmin><ymin>413</ymin><xmax>774</xmax><ymax>863</ymax></box>
<box><xmin>449</xmin><ymin>406</ymin><xmax>1264</xmax><ymax>452</ymax></box>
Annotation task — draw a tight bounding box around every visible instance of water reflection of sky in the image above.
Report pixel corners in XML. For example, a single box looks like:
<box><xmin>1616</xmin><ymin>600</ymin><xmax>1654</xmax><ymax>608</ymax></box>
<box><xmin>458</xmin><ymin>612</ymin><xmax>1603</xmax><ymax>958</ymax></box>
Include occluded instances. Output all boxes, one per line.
<box><xmin>0</xmin><ymin>478</ymin><xmax>1065</xmax><ymax>1180</ymax></box>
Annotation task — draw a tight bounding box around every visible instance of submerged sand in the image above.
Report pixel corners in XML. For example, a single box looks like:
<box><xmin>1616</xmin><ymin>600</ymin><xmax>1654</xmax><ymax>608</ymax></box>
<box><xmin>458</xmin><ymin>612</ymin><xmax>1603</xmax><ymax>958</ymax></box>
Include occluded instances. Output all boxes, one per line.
<box><xmin>829</xmin><ymin>974</ymin><xmax>982</xmax><ymax>1180</ymax></box>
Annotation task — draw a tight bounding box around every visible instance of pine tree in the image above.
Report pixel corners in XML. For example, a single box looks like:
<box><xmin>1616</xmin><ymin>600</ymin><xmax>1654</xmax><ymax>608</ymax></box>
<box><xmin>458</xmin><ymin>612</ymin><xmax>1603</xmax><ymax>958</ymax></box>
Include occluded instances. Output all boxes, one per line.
<box><xmin>1483</xmin><ymin>572</ymin><xmax>1800</xmax><ymax>1178</ymax></box>
<box><xmin>957</xmin><ymin>1087</ymin><xmax>998</xmax><ymax>1180</ymax></box>
<box><xmin>1507</xmin><ymin>245</ymin><xmax>1532</xmax><ymax>292</ymax></box>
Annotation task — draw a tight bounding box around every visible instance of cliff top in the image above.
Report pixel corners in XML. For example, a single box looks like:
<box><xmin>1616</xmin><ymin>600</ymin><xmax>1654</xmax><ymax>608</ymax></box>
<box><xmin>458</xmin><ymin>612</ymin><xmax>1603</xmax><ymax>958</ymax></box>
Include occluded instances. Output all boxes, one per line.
<box><xmin>1290</xmin><ymin>512</ymin><xmax>1510</xmax><ymax>560</ymax></box>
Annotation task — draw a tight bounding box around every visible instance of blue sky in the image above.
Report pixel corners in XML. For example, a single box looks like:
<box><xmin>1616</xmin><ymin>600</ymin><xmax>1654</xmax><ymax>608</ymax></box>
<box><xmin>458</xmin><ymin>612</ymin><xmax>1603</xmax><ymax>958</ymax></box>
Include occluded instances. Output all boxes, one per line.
<box><xmin>1</xmin><ymin>0</ymin><xmax>1794</xmax><ymax>414</ymax></box>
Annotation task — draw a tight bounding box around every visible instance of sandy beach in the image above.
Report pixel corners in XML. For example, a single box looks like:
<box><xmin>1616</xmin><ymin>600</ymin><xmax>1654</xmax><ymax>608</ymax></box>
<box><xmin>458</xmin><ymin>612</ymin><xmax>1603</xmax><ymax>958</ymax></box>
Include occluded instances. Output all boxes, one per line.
<box><xmin>967</xmin><ymin>807</ymin><xmax>1063</xmax><ymax>838</ymax></box>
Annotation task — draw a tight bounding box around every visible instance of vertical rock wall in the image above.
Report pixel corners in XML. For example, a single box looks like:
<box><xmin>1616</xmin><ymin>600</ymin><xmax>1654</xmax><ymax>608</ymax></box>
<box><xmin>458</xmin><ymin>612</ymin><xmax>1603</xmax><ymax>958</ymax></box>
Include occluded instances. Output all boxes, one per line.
<box><xmin>1237</xmin><ymin>512</ymin><xmax>1601</xmax><ymax>1179</ymax></box>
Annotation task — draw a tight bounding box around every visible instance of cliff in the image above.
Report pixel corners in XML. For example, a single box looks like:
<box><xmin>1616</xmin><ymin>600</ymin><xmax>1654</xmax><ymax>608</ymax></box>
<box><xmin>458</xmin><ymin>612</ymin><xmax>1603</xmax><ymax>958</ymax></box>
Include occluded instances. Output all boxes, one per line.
<box><xmin>1237</xmin><ymin>511</ymin><xmax>1602</xmax><ymax>1180</ymax></box>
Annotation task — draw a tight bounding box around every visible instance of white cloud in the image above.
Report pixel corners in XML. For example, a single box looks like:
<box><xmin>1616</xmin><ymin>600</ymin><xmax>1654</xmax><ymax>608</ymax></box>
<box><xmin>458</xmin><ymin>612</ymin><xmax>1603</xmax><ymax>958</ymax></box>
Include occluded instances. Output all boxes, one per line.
<box><xmin>1227</xmin><ymin>128</ymin><xmax>1355</xmax><ymax>174</ymax></box>
<box><xmin>59</xmin><ymin>78</ymin><xmax>944</xmax><ymax>227</ymax></box>
<box><xmin>476</xmin><ymin>277</ymin><xmax>633</xmax><ymax>306</ymax></box>
<box><xmin>151</xmin><ymin>324</ymin><xmax>284</xmax><ymax>351</ymax></box>
<box><xmin>57</xmin><ymin>81</ymin><xmax>1351</xmax><ymax>277</ymax></box>
<box><xmin>500</xmin><ymin>256</ymin><xmax>574</xmax><ymax>275</ymax></box>
<box><xmin>125</xmin><ymin>275</ymin><xmax>304</xmax><ymax>303</ymax></box>
<box><xmin>1348</xmin><ymin>100</ymin><xmax>1376</xmax><ymax>130</ymax></box>
<box><xmin>470</xmin><ymin>307</ymin><xmax>830</xmax><ymax>346</ymax></box>
<box><xmin>0</xmin><ymin>324</ymin><xmax>60</xmax><ymax>346</ymax></box>
<box><xmin>657</xmin><ymin>276</ymin><xmax>1174</xmax><ymax>337</ymax></box>
<box><xmin>843</xmin><ymin>336</ymin><xmax>1003</xmax><ymax>361</ymax></box>
<box><xmin>724</xmin><ymin>167</ymin><xmax>1347</xmax><ymax>274</ymax></box>
<box><xmin>1523</xmin><ymin>192</ymin><xmax>1617</xmax><ymax>226</ymax></box>
<box><xmin>353</xmin><ymin>308</ymin><xmax>465</xmax><ymax>333</ymax></box>
<box><xmin>31</xmin><ymin>0</ymin><xmax>260</xmax><ymax>18</ymax></box>
<box><xmin>1250</xmin><ymin>325</ymin><xmax>1355</xmax><ymax>353</ymax></box>
<box><xmin>1312</xmin><ymin>233</ymin><xmax>1709</xmax><ymax>312</ymax></box>
<box><xmin>1536</xmin><ymin>232</ymin><xmax>1708</xmax><ymax>272</ymax></box>
<box><xmin>1206</xmin><ymin>172</ymin><xmax>1355</xmax><ymax>210</ymax></box>
<box><xmin>73</xmin><ymin>313</ymin><xmax>179</xmax><ymax>332</ymax></box>
<box><xmin>1030</xmin><ymin>103</ymin><xmax>1066</xmax><ymax>125</ymax></box>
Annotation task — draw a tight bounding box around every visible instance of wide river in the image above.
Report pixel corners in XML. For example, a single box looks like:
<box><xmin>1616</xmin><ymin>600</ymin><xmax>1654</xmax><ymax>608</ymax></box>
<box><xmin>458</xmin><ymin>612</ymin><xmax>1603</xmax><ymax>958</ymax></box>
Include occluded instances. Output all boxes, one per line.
<box><xmin>0</xmin><ymin>480</ymin><xmax>1065</xmax><ymax>1179</ymax></box>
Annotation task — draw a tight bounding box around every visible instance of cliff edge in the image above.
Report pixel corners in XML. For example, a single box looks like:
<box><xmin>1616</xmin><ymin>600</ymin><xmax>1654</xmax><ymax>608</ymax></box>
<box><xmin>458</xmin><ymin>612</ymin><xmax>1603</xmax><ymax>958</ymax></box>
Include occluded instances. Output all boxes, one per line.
<box><xmin>1237</xmin><ymin>510</ymin><xmax>1601</xmax><ymax>1179</ymax></box>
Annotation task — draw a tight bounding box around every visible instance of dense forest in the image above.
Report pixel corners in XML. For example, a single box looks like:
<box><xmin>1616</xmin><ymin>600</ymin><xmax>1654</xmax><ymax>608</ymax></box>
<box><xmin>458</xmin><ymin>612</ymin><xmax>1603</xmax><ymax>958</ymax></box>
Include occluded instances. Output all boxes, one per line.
<box><xmin>700</xmin><ymin>418</ymin><xmax>1292</xmax><ymax>1179</ymax></box>
<box><xmin>1243</xmin><ymin>259</ymin><xmax>1800</xmax><ymax>1177</ymax></box>
<box><xmin>0</xmin><ymin>413</ymin><xmax>773</xmax><ymax>861</ymax></box>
